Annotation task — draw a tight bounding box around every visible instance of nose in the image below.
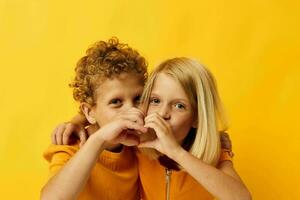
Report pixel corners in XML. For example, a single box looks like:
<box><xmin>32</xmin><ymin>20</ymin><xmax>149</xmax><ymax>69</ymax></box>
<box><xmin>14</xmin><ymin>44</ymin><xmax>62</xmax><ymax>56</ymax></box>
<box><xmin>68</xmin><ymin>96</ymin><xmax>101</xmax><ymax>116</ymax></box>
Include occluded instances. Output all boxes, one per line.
<box><xmin>158</xmin><ymin>104</ymin><xmax>171</xmax><ymax>120</ymax></box>
<box><xmin>122</xmin><ymin>101</ymin><xmax>135</xmax><ymax>111</ymax></box>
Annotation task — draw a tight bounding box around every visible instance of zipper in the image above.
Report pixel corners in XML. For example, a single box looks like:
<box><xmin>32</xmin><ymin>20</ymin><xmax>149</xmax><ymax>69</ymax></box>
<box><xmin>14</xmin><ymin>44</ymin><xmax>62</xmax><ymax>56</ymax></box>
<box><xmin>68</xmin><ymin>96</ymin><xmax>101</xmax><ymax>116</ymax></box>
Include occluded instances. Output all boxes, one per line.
<box><xmin>165</xmin><ymin>168</ymin><xmax>172</xmax><ymax>200</ymax></box>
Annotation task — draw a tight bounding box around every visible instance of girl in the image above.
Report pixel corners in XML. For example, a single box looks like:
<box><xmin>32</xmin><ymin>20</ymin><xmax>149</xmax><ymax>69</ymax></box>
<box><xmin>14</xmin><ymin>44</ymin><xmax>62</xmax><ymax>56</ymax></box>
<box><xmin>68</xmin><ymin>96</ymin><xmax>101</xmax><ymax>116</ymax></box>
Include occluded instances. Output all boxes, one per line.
<box><xmin>136</xmin><ymin>57</ymin><xmax>251</xmax><ymax>200</ymax></box>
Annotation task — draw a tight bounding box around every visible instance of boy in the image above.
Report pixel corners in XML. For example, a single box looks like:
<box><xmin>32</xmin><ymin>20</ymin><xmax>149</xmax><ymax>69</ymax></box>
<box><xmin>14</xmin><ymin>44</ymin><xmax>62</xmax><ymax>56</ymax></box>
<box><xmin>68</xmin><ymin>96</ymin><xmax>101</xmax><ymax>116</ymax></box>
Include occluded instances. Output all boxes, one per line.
<box><xmin>41</xmin><ymin>37</ymin><xmax>148</xmax><ymax>200</ymax></box>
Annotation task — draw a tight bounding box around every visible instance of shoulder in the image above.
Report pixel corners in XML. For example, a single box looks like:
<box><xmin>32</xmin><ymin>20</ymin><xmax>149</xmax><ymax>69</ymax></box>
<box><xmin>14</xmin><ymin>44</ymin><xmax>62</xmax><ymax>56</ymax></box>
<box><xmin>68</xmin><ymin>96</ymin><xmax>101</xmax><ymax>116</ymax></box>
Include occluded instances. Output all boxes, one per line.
<box><xmin>43</xmin><ymin>144</ymin><xmax>80</xmax><ymax>162</ymax></box>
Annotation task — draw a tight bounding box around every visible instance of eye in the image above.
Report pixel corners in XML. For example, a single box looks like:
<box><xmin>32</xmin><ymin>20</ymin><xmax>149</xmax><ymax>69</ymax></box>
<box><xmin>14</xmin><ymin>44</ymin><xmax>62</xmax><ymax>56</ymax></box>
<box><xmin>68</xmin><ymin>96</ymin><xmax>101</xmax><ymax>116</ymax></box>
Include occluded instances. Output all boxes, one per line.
<box><xmin>109</xmin><ymin>98</ymin><xmax>122</xmax><ymax>105</ymax></box>
<box><xmin>174</xmin><ymin>103</ymin><xmax>185</xmax><ymax>110</ymax></box>
<box><xmin>150</xmin><ymin>97</ymin><xmax>160</xmax><ymax>105</ymax></box>
<box><xmin>134</xmin><ymin>95</ymin><xmax>141</xmax><ymax>105</ymax></box>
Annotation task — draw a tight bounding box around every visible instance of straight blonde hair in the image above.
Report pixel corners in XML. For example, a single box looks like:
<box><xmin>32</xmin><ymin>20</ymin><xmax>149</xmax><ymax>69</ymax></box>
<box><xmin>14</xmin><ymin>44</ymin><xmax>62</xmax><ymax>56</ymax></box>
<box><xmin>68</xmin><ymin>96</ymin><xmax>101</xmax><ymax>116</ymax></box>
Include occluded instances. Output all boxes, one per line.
<box><xmin>140</xmin><ymin>57</ymin><xmax>228</xmax><ymax>166</ymax></box>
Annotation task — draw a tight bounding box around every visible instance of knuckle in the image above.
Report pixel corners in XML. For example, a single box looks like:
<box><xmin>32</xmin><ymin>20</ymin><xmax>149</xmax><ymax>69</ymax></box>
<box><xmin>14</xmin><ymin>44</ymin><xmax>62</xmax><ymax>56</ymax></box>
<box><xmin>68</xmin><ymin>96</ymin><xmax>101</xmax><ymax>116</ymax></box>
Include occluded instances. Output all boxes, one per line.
<box><xmin>66</xmin><ymin>123</ymin><xmax>72</xmax><ymax>128</ymax></box>
<box><xmin>63</xmin><ymin>132</ymin><xmax>70</xmax><ymax>137</ymax></box>
<box><xmin>60</xmin><ymin>123</ymin><xmax>66</xmax><ymax>127</ymax></box>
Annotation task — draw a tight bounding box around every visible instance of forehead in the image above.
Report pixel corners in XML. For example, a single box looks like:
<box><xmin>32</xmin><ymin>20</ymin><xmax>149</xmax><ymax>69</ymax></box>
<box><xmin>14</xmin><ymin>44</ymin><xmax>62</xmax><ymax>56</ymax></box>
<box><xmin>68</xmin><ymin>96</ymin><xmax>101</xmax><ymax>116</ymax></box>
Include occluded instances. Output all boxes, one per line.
<box><xmin>96</xmin><ymin>73</ymin><xmax>144</xmax><ymax>98</ymax></box>
<box><xmin>152</xmin><ymin>73</ymin><xmax>189</xmax><ymax>100</ymax></box>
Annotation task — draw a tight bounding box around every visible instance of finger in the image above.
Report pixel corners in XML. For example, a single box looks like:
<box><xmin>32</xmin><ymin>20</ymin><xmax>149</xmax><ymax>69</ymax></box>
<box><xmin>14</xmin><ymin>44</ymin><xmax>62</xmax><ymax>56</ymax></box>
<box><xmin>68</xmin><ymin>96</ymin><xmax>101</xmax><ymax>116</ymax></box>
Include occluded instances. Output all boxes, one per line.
<box><xmin>144</xmin><ymin>115</ymin><xmax>167</xmax><ymax>133</ymax></box>
<box><xmin>138</xmin><ymin>140</ymin><xmax>157</xmax><ymax>149</ymax></box>
<box><xmin>120</xmin><ymin>108</ymin><xmax>145</xmax><ymax>121</ymax></box>
<box><xmin>123</xmin><ymin>121</ymin><xmax>147</xmax><ymax>133</ymax></box>
<box><xmin>123</xmin><ymin>108</ymin><xmax>145</xmax><ymax>120</ymax></box>
<box><xmin>145</xmin><ymin>114</ymin><xmax>164</xmax><ymax>127</ymax></box>
<box><xmin>144</xmin><ymin>113</ymin><xmax>165</xmax><ymax>128</ymax></box>
<box><xmin>146</xmin><ymin>114</ymin><xmax>171</xmax><ymax>136</ymax></box>
<box><xmin>220</xmin><ymin>132</ymin><xmax>232</xmax><ymax>150</ymax></box>
<box><xmin>79</xmin><ymin>130</ymin><xmax>88</xmax><ymax>147</ymax></box>
<box><xmin>51</xmin><ymin>127</ymin><xmax>58</xmax><ymax>144</ymax></box>
<box><xmin>147</xmin><ymin>112</ymin><xmax>168</xmax><ymax>126</ymax></box>
<box><xmin>154</xmin><ymin>113</ymin><xmax>169</xmax><ymax>126</ymax></box>
<box><xmin>144</xmin><ymin>112</ymin><xmax>157</xmax><ymax>122</ymax></box>
<box><xmin>62</xmin><ymin>124</ymin><xmax>75</xmax><ymax>145</ymax></box>
<box><xmin>144</xmin><ymin>115</ymin><xmax>157</xmax><ymax>126</ymax></box>
<box><xmin>121</xmin><ymin>134</ymin><xmax>140</xmax><ymax>146</ymax></box>
<box><xmin>114</xmin><ymin>131</ymin><xmax>139</xmax><ymax>146</ymax></box>
<box><xmin>122</xmin><ymin>113</ymin><xmax>144</xmax><ymax>126</ymax></box>
<box><xmin>126</xmin><ymin>107</ymin><xmax>145</xmax><ymax>118</ymax></box>
<box><xmin>144</xmin><ymin>122</ymin><xmax>165</xmax><ymax>138</ymax></box>
<box><xmin>55</xmin><ymin>125</ymin><xmax>66</xmax><ymax>145</ymax></box>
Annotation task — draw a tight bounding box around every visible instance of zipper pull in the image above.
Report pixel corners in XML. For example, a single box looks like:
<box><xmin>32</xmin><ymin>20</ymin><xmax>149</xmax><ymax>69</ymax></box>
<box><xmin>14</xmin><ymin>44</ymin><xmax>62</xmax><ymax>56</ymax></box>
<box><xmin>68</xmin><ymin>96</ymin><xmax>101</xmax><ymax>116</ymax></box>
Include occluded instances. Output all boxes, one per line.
<box><xmin>165</xmin><ymin>168</ymin><xmax>172</xmax><ymax>200</ymax></box>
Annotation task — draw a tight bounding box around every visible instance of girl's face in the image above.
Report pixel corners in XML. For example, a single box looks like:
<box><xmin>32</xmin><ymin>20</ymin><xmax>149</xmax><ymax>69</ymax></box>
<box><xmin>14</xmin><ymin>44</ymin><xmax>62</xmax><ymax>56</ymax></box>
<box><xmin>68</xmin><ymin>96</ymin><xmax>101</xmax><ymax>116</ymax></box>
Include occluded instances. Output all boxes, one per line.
<box><xmin>147</xmin><ymin>73</ymin><xmax>196</xmax><ymax>144</ymax></box>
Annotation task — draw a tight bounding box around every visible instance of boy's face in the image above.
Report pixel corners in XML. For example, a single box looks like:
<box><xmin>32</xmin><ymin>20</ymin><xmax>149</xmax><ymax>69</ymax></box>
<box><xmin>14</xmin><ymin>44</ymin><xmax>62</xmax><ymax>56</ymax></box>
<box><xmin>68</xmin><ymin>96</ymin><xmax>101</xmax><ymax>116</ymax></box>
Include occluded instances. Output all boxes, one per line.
<box><xmin>90</xmin><ymin>73</ymin><xmax>144</xmax><ymax>127</ymax></box>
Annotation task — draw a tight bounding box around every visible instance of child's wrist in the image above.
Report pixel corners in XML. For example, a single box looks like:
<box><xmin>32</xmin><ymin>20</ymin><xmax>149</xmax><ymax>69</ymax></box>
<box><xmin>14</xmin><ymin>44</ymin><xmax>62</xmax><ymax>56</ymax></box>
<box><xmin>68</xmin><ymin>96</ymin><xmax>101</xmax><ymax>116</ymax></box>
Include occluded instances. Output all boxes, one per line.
<box><xmin>169</xmin><ymin>146</ymin><xmax>185</xmax><ymax>161</ymax></box>
<box><xmin>92</xmin><ymin>131</ymin><xmax>123</xmax><ymax>152</ymax></box>
<box><xmin>90</xmin><ymin>132</ymin><xmax>105</xmax><ymax>145</ymax></box>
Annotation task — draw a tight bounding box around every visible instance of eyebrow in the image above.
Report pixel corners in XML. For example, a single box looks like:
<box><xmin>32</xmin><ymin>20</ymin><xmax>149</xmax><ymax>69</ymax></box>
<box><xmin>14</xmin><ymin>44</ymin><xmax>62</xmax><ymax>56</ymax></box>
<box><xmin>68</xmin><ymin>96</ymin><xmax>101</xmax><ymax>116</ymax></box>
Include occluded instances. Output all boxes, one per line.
<box><xmin>150</xmin><ymin>93</ymin><xmax>189</xmax><ymax>103</ymax></box>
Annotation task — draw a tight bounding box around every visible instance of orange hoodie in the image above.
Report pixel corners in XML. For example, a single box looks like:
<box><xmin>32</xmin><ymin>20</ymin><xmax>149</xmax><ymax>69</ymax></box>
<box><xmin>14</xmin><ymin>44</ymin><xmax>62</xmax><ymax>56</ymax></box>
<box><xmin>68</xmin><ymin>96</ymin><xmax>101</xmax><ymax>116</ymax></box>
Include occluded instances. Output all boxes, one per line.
<box><xmin>43</xmin><ymin>145</ymin><xmax>232</xmax><ymax>200</ymax></box>
<box><xmin>136</xmin><ymin>150</ymin><xmax>232</xmax><ymax>200</ymax></box>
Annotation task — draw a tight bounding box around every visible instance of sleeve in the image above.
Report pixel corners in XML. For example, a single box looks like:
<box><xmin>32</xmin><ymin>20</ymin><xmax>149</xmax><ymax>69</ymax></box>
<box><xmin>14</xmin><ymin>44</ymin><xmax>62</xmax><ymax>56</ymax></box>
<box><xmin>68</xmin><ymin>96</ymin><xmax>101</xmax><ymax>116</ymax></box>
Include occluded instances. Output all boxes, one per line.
<box><xmin>43</xmin><ymin>144</ymin><xmax>79</xmax><ymax>178</ymax></box>
<box><xmin>43</xmin><ymin>144</ymin><xmax>138</xmax><ymax>176</ymax></box>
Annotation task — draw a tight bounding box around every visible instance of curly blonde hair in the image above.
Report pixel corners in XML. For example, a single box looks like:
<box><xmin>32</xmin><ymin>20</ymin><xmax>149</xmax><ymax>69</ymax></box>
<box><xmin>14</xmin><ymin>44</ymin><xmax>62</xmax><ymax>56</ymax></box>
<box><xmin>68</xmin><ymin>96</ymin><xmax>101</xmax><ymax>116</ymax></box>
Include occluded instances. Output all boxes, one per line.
<box><xmin>70</xmin><ymin>37</ymin><xmax>148</xmax><ymax>109</ymax></box>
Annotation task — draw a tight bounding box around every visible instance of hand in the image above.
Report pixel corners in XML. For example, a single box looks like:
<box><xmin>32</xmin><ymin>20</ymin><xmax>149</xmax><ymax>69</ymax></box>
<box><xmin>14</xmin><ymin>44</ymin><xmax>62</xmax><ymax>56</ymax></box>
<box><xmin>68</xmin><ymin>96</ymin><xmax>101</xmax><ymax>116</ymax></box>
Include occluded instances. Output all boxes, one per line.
<box><xmin>51</xmin><ymin>122</ymin><xmax>88</xmax><ymax>147</ymax></box>
<box><xmin>220</xmin><ymin>131</ymin><xmax>234</xmax><ymax>157</ymax></box>
<box><xmin>94</xmin><ymin>108</ymin><xmax>148</xmax><ymax>147</ymax></box>
<box><xmin>220</xmin><ymin>132</ymin><xmax>232</xmax><ymax>151</ymax></box>
<box><xmin>138</xmin><ymin>113</ymin><xmax>182</xmax><ymax>159</ymax></box>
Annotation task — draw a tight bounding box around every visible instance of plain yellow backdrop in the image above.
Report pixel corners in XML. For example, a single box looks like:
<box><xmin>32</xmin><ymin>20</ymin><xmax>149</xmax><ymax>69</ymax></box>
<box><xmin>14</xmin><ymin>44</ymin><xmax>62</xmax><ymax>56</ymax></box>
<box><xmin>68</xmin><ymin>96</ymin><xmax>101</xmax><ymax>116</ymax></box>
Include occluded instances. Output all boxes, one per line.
<box><xmin>0</xmin><ymin>0</ymin><xmax>299</xmax><ymax>199</ymax></box>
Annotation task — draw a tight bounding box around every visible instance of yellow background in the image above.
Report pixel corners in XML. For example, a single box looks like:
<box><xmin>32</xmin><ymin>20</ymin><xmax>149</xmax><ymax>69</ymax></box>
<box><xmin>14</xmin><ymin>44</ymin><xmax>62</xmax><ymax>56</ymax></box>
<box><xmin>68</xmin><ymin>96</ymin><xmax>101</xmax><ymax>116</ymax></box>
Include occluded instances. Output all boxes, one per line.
<box><xmin>1</xmin><ymin>0</ymin><xmax>299</xmax><ymax>199</ymax></box>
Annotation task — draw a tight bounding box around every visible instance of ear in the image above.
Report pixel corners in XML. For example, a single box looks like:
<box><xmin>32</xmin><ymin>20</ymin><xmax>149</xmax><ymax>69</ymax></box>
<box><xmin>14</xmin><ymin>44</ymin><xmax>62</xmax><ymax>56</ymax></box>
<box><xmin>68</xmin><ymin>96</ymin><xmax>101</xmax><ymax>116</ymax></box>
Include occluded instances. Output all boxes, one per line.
<box><xmin>80</xmin><ymin>103</ymin><xmax>97</xmax><ymax>125</ymax></box>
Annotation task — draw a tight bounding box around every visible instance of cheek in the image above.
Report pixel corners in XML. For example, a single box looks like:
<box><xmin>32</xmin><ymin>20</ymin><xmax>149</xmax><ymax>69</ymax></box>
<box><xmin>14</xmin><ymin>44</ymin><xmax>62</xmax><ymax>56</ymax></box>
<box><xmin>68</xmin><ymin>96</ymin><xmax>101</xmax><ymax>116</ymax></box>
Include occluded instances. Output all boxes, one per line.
<box><xmin>171</xmin><ymin>115</ymin><xmax>194</xmax><ymax>141</ymax></box>
<box><xmin>95</xmin><ymin>107</ymin><xmax>117</xmax><ymax>126</ymax></box>
<box><xmin>147</xmin><ymin>105</ymin><xmax>159</xmax><ymax>115</ymax></box>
